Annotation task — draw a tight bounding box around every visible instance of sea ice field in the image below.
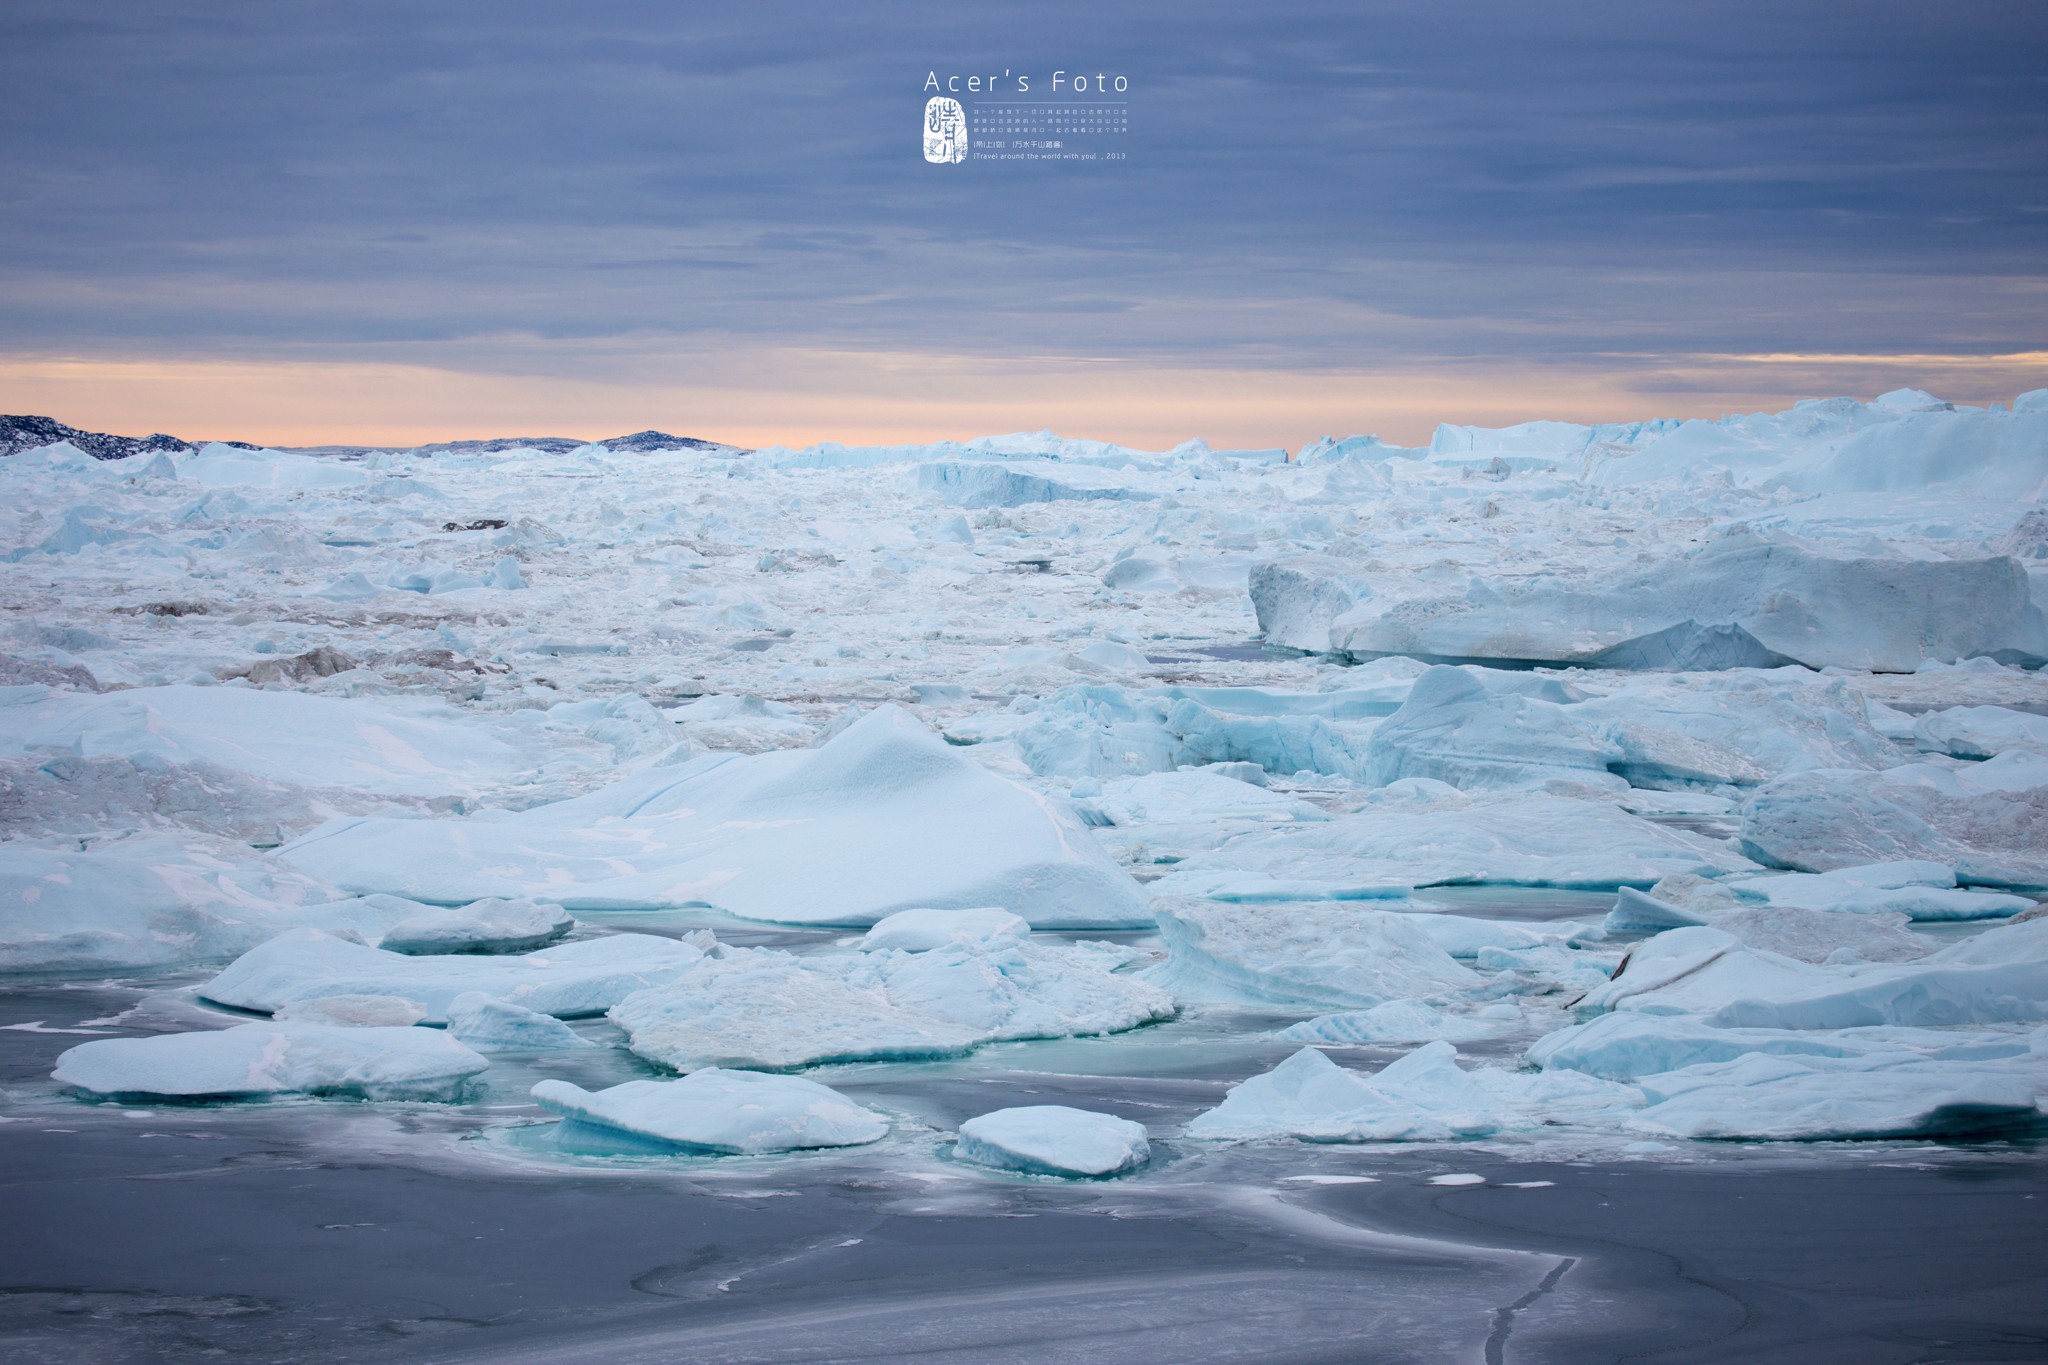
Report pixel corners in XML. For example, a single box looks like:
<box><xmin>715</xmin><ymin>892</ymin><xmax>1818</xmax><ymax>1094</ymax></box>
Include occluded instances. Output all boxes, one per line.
<box><xmin>3</xmin><ymin>390</ymin><xmax>2047</xmax><ymax>1361</ymax></box>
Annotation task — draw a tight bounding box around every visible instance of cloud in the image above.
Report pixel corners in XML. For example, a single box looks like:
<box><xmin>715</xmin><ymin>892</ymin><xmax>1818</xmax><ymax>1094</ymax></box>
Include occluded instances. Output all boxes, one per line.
<box><xmin>1</xmin><ymin>0</ymin><xmax>2043</xmax><ymax>440</ymax></box>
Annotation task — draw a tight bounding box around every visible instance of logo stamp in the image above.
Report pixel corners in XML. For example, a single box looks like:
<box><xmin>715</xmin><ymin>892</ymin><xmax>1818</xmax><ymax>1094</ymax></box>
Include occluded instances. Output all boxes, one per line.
<box><xmin>923</xmin><ymin>97</ymin><xmax>967</xmax><ymax>164</ymax></box>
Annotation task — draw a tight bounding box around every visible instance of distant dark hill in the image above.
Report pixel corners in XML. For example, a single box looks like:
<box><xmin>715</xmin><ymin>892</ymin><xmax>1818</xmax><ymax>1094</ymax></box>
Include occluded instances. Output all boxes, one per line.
<box><xmin>1</xmin><ymin>416</ymin><xmax>747</xmax><ymax>460</ymax></box>
<box><xmin>0</xmin><ymin>415</ymin><xmax>203</xmax><ymax>461</ymax></box>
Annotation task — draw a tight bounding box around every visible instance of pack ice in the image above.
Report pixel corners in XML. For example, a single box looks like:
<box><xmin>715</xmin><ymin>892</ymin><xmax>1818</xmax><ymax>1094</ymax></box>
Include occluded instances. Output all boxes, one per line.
<box><xmin>276</xmin><ymin>707</ymin><xmax>1150</xmax><ymax>927</ymax></box>
<box><xmin>3</xmin><ymin>393</ymin><xmax>2046</xmax><ymax>1157</ymax></box>
<box><xmin>1515</xmin><ymin>917</ymin><xmax>2048</xmax><ymax>1139</ymax></box>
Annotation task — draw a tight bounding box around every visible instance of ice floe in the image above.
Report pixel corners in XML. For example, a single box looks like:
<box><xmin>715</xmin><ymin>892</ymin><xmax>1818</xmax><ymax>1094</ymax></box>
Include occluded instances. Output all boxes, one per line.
<box><xmin>373</xmin><ymin>899</ymin><xmax>574</xmax><ymax>955</ymax></box>
<box><xmin>1738</xmin><ymin>752</ymin><xmax>2048</xmax><ymax>889</ymax></box>
<box><xmin>0</xmin><ymin>836</ymin><xmax>334</xmax><ymax>972</ymax></box>
<box><xmin>200</xmin><ymin>928</ymin><xmax>705</xmax><ymax>1023</ymax></box>
<box><xmin>954</xmin><ymin>1105</ymin><xmax>1150</xmax><ymax>1177</ymax></box>
<box><xmin>276</xmin><ymin>707</ymin><xmax>1153</xmax><ymax>927</ymax></box>
<box><xmin>1153</xmin><ymin>792</ymin><xmax>1756</xmax><ymax>896</ymax></box>
<box><xmin>1150</xmin><ymin>902</ymin><xmax>1482</xmax><ymax>1011</ymax></box>
<box><xmin>531</xmin><ymin>1071</ymin><xmax>887</xmax><ymax>1153</ymax></box>
<box><xmin>1186</xmin><ymin>1043</ymin><xmax>1639</xmax><ymax>1142</ymax></box>
<box><xmin>609</xmin><ymin>939</ymin><xmax>1173</xmax><ymax>1072</ymax></box>
<box><xmin>444</xmin><ymin>991</ymin><xmax>594</xmax><ymax>1050</ymax></box>
<box><xmin>53</xmin><ymin>1022</ymin><xmax>489</xmax><ymax>1101</ymax></box>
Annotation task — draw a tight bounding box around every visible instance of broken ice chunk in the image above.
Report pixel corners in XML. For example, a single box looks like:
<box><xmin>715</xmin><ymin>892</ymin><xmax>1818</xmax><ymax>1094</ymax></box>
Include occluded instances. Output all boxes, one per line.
<box><xmin>610</xmin><ymin>940</ymin><xmax>1173</xmax><ymax>1072</ymax></box>
<box><xmin>277</xmin><ymin>706</ymin><xmax>1153</xmax><ymax>929</ymax></box>
<box><xmin>201</xmin><ymin>928</ymin><xmax>704</xmax><ymax>1023</ymax></box>
<box><xmin>53</xmin><ymin>1023</ymin><xmax>488</xmax><ymax>1101</ymax></box>
<box><xmin>1629</xmin><ymin>1053</ymin><xmax>2041</xmax><ymax>1141</ymax></box>
<box><xmin>1149</xmin><ymin>901</ymin><xmax>1481</xmax><ymax>1012</ymax></box>
<box><xmin>1186</xmin><ymin>1044</ymin><xmax>1506</xmax><ymax>1143</ymax></box>
<box><xmin>954</xmin><ymin>1105</ymin><xmax>1150</xmax><ymax>1177</ymax></box>
<box><xmin>375</xmin><ymin>899</ymin><xmax>574</xmax><ymax>955</ymax></box>
<box><xmin>859</xmin><ymin>906</ymin><xmax>1030</xmax><ymax>953</ymax></box>
<box><xmin>444</xmin><ymin>991</ymin><xmax>594</xmax><ymax>1051</ymax></box>
<box><xmin>530</xmin><ymin>1071</ymin><xmax>887</xmax><ymax>1154</ymax></box>
<box><xmin>1278</xmin><ymin>1000</ymin><xmax>1515</xmax><ymax>1046</ymax></box>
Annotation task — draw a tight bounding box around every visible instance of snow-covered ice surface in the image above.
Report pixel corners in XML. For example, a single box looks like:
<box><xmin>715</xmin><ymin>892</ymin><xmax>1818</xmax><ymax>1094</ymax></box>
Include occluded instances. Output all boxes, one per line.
<box><xmin>3</xmin><ymin>400</ymin><xmax>2046</xmax><ymax>1358</ymax></box>
<box><xmin>954</xmin><ymin>1104</ymin><xmax>1151</xmax><ymax>1176</ymax></box>
<box><xmin>52</xmin><ymin>1020</ymin><xmax>490</xmax><ymax>1100</ymax></box>
<box><xmin>531</xmin><ymin>1070</ymin><xmax>888</xmax><ymax>1154</ymax></box>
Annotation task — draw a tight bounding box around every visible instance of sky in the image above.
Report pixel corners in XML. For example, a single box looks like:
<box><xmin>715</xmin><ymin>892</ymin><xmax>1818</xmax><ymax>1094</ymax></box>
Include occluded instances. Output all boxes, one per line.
<box><xmin>2</xmin><ymin>0</ymin><xmax>2045</xmax><ymax>450</ymax></box>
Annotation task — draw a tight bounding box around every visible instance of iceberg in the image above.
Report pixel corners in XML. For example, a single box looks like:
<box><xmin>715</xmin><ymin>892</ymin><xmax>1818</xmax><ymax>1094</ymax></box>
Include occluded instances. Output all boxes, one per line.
<box><xmin>277</xmin><ymin>707</ymin><xmax>1153</xmax><ymax>928</ymax></box>
<box><xmin>1184</xmin><ymin>1045</ymin><xmax>1485</xmax><ymax>1142</ymax></box>
<box><xmin>199</xmin><ymin>928</ymin><xmax>705</xmax><ymax>1023</ymax></box>
<box><xmin>1737</xmin><ymin>751</ymin><xmax>2048</xmax><ymax>889</ymax></box>
<box><xmin>1154</xmin><ymin>792</ymin><xmax>1755</xmax><ymax>895</ymax></box>
<box><xmin>1248</xmin><ymin>557</ymin><xmax>1379</xmax><ymax>653</ymax></box>
<box><xmin>859</xmin><ymin>906</ymin><xmax>1030</xmax><ymax>952</ymax></box>
<box><xmin>609</xmin><ymin>939</ymin><xmax>1173</xmax><ymax>1072</ymax></box>
<box><xmin>1527</xmin><ymin>1010</ymin><xmax>2036</xmax><ymax>1082</ymax></box>
<box><xmin>1327</xmin><ymin>541</ymin><xmax>2048</xmax><ymax>672</ymax></box>
<box><xmin>530</xmin><ymin>1071</ymin><xmax>887</xmax><ymax>1153</ymax></box>
<box><xmin>1630</xmin><ymin>1053</ymin><xmax>2042</xmax><ymax>1141</ymax></box>
<box><xmin>1571</xmin><ymin>919</ymin><xmax>2048</xmax><ymax>1032</ymax></box>
<box><xmin>0</xmin><ymin>836</ymin><xmax>334</xmax><ymax>973</ymax></box>
<box><xmin>53</xmin><ymin>1022</ymin><xmax>489</xmax><ymax>1101</ymax></box>
<box><xmin>913</xmin><ymin>459</ymin><xmax>1156</xmax><ymax>508</ymax></box>
<box><xmin>1150</xmin><ymin>902</ymin><xmax>1480</xmax><ymax>1011</ymax></box>
<box><xmin>1913</xmin><ymin>706</ymin><xmax>2048</xmax><ymax>760</ymax></box>
<box><xmin>374</xmin><ymin>899</ymin><xmax>574</xmax><ymax>955</ymax></box>
<box><xmin>0</xmin><ymin>684</ymin><xmax>546</xmax><ymax>798</ymax></box>
<box><xmin>1277</xmin><ymin>999</ymin><xmax>1517</xmax><ymax>1045</ymax></box>
<box><xmin>954</xmin><ymin>1105</ymin><xmax>1150</xmax><ymax>1177</ymax></box>
<box><xmin>443</xmin><ymin>991</ymin><xmax>594</xmax><ymax>1050</ymax></box>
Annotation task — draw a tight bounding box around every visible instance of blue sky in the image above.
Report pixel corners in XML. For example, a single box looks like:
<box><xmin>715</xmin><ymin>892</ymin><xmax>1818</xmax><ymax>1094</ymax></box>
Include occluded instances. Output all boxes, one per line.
<box><xmin>2</xmin><ymin>0</ymin><xmax>2043</xmax><ymax>447</ymax></box>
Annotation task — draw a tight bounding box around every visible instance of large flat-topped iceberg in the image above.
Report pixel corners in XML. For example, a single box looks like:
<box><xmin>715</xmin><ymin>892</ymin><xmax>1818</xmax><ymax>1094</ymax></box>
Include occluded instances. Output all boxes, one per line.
<box><xmin>914</xmin><ymin>459</ymin><xmax>1158</xmax><ymax>508</ymax></box>
<box><xmin>1327</xmin><ymin>541</ymin><xmax>2046</xmax><ymax>672</ymax></box>
<box><xmin>278</xmin><ymin>706</ymin><xmax>1153</xmax><ymax>927</ymax></box>
<box><xmin>53</xmin><ymin>1022</ymin><xmax>489</xmax><ymax>1101</ymax></box>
